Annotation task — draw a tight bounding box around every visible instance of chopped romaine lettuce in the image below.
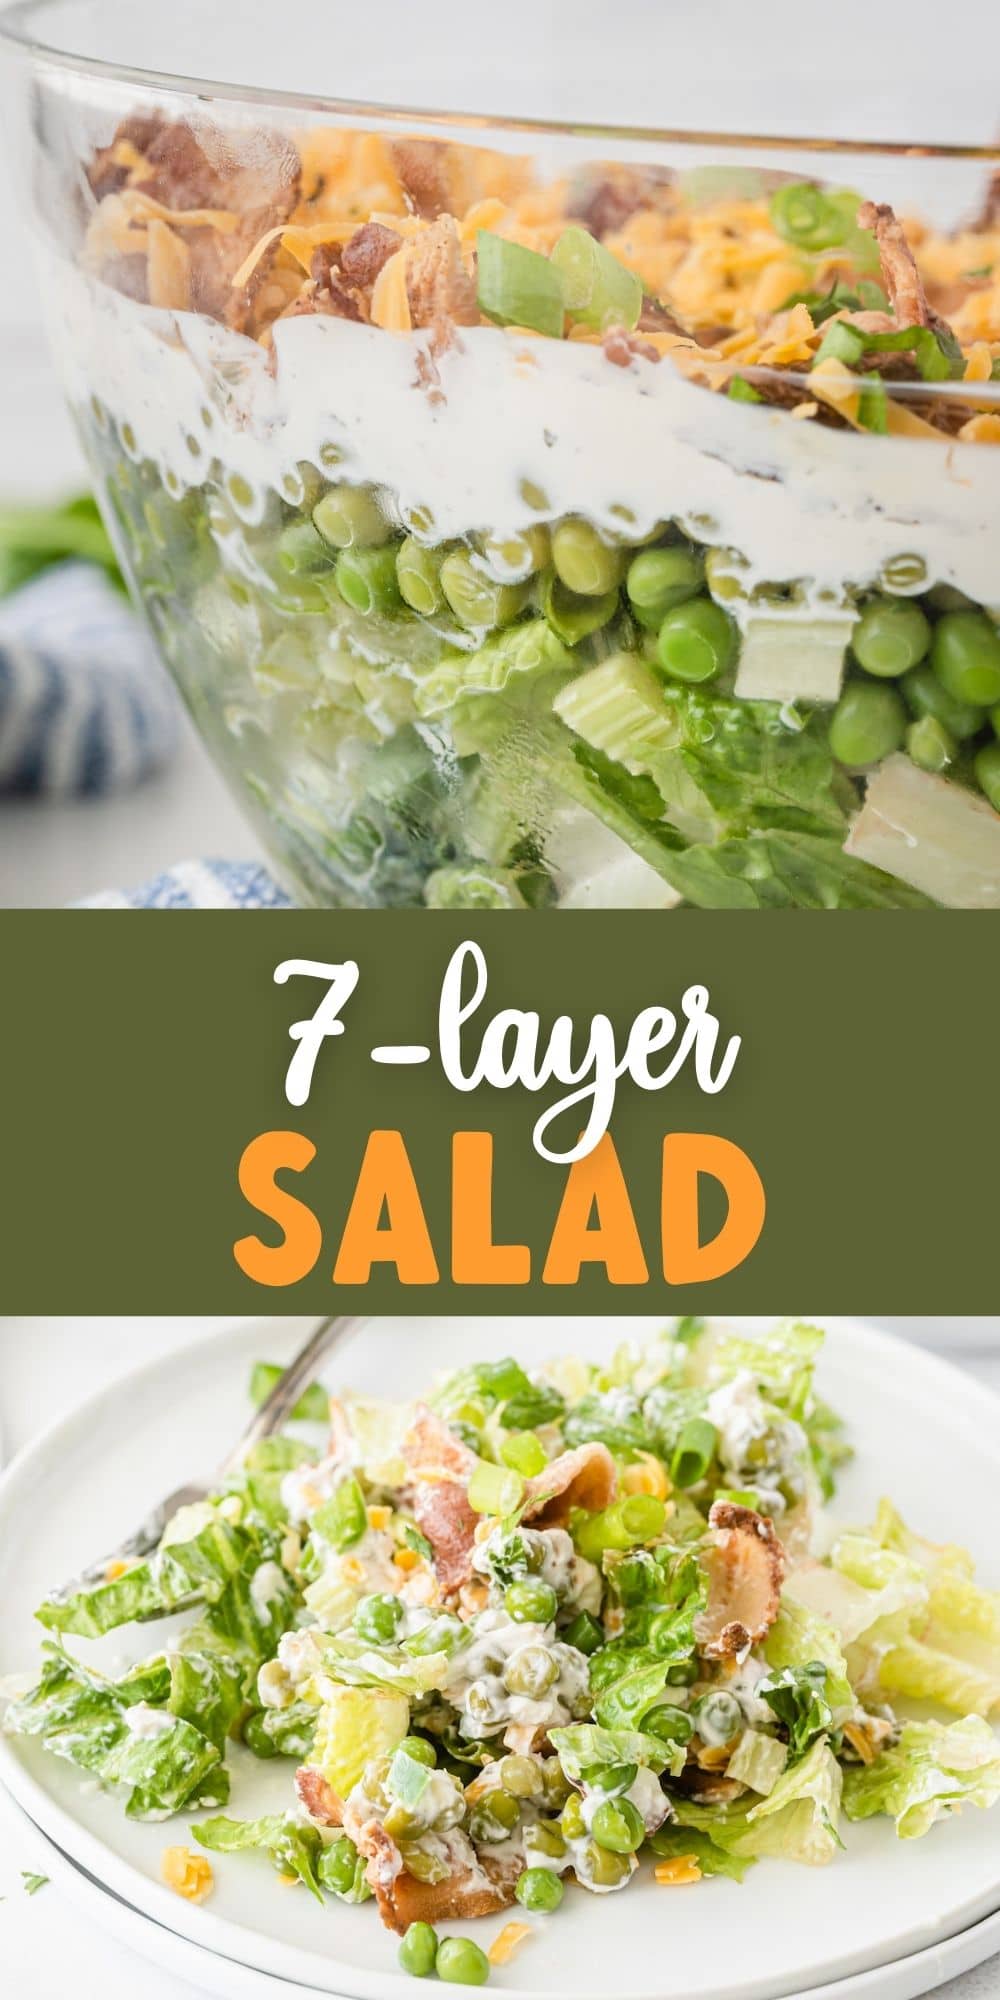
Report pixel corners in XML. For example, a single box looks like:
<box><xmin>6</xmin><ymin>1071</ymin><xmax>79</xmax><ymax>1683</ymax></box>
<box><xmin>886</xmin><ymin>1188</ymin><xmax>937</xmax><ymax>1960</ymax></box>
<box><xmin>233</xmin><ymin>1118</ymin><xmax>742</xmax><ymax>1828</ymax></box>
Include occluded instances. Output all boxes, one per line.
<box><xmin>195</xmin><ymin>1813</ymin><xmax>324</xmax><ymax>1898</ymax></box>
<box><xmin>843</xmin><ymin>1716</ymin><xmax>1000</xmax><ymax>1838</ymax></box>
<box><xmin>549</xmin><ymin>1723</ymin><xmax>676</xmax><ymax>1782</ymax></box>
<box><xmin>307</xmin><ymin>1685</ymin><xmax>409</xmax><ymax>1800</ymax></box>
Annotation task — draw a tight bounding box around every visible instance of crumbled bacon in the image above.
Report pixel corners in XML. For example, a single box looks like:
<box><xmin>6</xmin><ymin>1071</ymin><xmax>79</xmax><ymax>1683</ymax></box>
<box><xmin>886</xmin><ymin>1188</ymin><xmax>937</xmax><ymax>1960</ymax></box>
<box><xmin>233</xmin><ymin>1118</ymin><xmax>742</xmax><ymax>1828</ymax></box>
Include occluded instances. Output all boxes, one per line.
<box><xmin>392</xmin><ymin>139</ymin><xmax>453</xmax><ymax>219</ymax></box>
<box><xmin>341</xmin><ymin>222</ymin><xmax>403</xmax><ymax>288</ymax></box>
<box><xmin>294</xmin><ymin>1767</ymin><xmax>344</xmax><ymax>1826</ymax></box>
<box><xmin>346</xmin><ymin>1811</ymin><xmax>520</xmax><ymax>1935</ymax></box>
<box><xmin>522</xmin><ymin>1442</ymin><xmax>617</xmax><ymax>1526</ymax></box>
<box><xmin>402</xmin><ymin>1406</ymin><xmax>480</xmax><ymax>1595</ymax></box>
<box><xmin>855</xmin><ymin>199</ymin><xmax>951</xmax><ymax>340</ymax></box>
<box><xmin>568</xmin><ymin>162</ymin><xmax>674</xmax><ymax>239</ymax></box>
<box><xmin>694</xmin><ymin>1500</ymin><xmax>785</xmax><ymax>1659</ymax></box>
<box><xmin>406</xmin><ymin>217</ymin><xmax>479</xmax><ymax>332</ymax></box>
<box><xmin>308</xmin><ymin>245</ymin><xmax>367</xmax><ymax>323</ymax></box>
<box><xmin>86</xmin><ymin>115</ymin><xmax>164</xmax><ymax>200</ymax></box>
<box><xmin>602</xmin><ymin>325</ymin><xmax>662</xmax><ymax>368</ymax></box>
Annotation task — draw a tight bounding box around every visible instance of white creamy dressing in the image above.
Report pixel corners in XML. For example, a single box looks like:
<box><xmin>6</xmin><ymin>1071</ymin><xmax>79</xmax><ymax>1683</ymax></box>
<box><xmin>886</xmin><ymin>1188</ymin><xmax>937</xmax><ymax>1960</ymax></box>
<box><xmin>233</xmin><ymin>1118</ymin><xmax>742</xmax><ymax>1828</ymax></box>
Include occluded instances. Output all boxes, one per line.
<box><xmin>42</xmin><ymin>255</ymin><xmax>1000</xmax><ymax>604</ymax></box>
<box><xmin>279</xmin><ymin>1449</ymin><xmax>356</xmax><ymax>1523</ymax></box>
<box><xmin>579</xmin><ymin>1764</ymin><xmax>668</xmax><ymax>1836</ymax></box>
<box><xmin>249</xmin><ymin>1559</ymin><xmax>288</xmax><ymax>1619</ymax></box>
<box><xmin>706</xmin><ymin>1370</ymin><xmax>771</xmax><ymax>1468</ymax></box>
<box><xmin>472</xmin><ymin>1525</ymin><xmax>602</xmax><ymax>1614</ymax></box>
<box><xmin>447</xmin><ymin>1606</ymin><xmax>589</xmax><ymax>1737</ymax></box>
<box><xmin>122</xmin><ymin>1701</ymin><xmax>176</xmax><ymax>1739</ymax></box>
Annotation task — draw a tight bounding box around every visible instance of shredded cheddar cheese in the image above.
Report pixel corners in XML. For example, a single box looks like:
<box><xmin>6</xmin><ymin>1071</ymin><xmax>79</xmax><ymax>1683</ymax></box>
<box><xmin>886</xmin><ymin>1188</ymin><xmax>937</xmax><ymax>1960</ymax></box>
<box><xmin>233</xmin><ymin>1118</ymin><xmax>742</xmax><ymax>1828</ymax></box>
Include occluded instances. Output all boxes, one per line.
<box><xmin>654</xmin><ymin>1856</ymin><xmax>703</xmax><ymax>1886</ymax></box>
<box><xmin>489</xmin><ymin>1923</ymin><xmax>533</xmax><ymax>1966</ymax></box>
<box><xmin>161</xmin><ymin>1848</ymin><xmax>214</xmax><ymax>1903</ymax></box>
<box><xmin>621</xmin><ymin>1452</ymin><xmax>671</xmax><ymax>1501</ymax></box>
<box><xmin>370</xmin><ymin>247</ymin><xmax>412</xmax><ymax>332</ymax></box>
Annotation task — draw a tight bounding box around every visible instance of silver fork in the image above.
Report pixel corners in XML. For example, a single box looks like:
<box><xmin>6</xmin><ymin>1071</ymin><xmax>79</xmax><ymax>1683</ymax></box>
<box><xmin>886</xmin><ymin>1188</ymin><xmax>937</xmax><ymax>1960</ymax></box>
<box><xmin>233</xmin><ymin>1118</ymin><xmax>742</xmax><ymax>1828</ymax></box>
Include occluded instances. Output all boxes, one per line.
<box><xmin>48</xmin><ymin>1315</ymin><xmax>365</xmax><ymax>1605</ymax></box>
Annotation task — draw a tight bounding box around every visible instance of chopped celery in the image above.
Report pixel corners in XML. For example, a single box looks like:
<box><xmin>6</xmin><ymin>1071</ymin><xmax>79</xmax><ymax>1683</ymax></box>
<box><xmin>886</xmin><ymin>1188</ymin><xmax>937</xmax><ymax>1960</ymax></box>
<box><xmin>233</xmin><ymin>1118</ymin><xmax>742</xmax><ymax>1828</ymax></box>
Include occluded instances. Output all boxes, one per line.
<box><xmin>551</xmin><ymin>226</ymin><xmax>643</xmax><ymax>332</ymax></box>
<box><xmin>553</xmin><ymin>653</ymin><xmax>678</xmax><ymax>772</ymax></box>
<box><xmin>845</xmin><ymin>754</ymin><xmax>1000</xmax><ymax>908</ymax></box>
<box><xmin>734</xmin><ymin>613</ymin><xmax>853</xmax><ymax>705</ymax></box>
<box><xmin>307</xmin><ymin>1685</ymin><xmax>410</xmax><ymax>1799</ymax></box>
<box><xmin>476</xmin><ymin>231</ymin><xmax>565</xmax><ymax>337</ymax></box>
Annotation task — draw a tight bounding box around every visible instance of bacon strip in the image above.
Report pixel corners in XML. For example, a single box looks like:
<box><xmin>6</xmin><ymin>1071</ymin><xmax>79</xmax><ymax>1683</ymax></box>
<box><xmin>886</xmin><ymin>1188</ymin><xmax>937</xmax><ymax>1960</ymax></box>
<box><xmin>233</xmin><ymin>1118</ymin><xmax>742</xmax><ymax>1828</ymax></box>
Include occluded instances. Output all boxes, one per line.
<box><xmin>403</xmin><ymin>1406</ymin><xmax>481</xmax><ymax>1595</ymax></box>
<box><xmin>347</xmin><ymin>1812</ymin><xmax>519</xmax><ymax>1935</ymax></box>
<box><xmin>856</xmin><ymin>200</ymin><xmax>935</xmax><ymax>331</ymax></box>
<box><xmin>294</xmin><ymin>1767</ymin><xmax>343</xmax><ymax>1826</ymax></box>
<box><xmin>522</xmin><ymin>1442</ymin><xmax>617</xmax><ymax>1526</ymax></box>
<box><xmin>694</xmin><ymin>1500</ymin><xmax>785</xmax><ymax>1659</ymax></box>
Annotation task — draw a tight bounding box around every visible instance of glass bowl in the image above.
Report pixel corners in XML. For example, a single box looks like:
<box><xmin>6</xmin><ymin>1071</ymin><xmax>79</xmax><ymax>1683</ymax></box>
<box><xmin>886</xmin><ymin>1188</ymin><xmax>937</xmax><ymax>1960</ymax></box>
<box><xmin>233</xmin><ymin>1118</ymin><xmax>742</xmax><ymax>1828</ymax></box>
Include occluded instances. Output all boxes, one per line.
<box><xmin>2</xmin><ymin>0</ymin><xmax>1000</xmax><ymax>908</ymax></box>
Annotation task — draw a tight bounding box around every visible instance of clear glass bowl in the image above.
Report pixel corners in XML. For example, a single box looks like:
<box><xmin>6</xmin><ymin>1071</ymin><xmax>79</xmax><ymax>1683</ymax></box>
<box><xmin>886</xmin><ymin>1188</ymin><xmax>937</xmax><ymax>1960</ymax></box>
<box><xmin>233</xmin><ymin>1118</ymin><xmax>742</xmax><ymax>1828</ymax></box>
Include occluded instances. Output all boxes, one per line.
<box><xmin>3</xmin><ymin>0</ymin><xmax>1000</xmax><ymax>907</ymax></box>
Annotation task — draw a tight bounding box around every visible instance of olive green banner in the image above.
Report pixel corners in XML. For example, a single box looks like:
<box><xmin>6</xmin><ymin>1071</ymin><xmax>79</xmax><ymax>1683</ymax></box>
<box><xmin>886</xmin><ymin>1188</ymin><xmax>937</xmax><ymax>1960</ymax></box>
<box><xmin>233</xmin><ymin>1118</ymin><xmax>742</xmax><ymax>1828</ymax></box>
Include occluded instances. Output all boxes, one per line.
<box><xmin>0</xmin><ymin>911</ymin><xmax>995</xmax><ymax>1312</ymax></box>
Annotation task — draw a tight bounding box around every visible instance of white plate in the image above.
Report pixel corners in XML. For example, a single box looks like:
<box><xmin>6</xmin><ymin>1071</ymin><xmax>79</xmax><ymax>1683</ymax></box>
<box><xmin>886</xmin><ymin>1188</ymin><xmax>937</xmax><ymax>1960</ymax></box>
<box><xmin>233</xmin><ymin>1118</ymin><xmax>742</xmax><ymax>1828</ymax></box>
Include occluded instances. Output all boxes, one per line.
<box><xmin>1</xmin><ymin>1316</ymin><xmax>999</xmax><ymax>2000</ymax></box>
<box><xmin>6</xmin><ymin>1787</ymin><xmax>1000</xmax><ymax>2000</ymax></box>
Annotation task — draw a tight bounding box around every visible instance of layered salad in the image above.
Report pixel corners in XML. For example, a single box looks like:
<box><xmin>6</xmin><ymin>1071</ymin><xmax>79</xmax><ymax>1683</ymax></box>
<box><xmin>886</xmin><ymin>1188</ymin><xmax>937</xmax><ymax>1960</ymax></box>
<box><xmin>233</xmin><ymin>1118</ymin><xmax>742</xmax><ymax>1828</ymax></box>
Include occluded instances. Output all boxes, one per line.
<box><xmin>6</xmin><ymin>1322</ymin><xmax>1000</xmax><ymax>1984</ymax></box>
<box><xmin>41</xmin><ymin>118</ymin><xmax>1000</xmax><ymax>905</ymax></box>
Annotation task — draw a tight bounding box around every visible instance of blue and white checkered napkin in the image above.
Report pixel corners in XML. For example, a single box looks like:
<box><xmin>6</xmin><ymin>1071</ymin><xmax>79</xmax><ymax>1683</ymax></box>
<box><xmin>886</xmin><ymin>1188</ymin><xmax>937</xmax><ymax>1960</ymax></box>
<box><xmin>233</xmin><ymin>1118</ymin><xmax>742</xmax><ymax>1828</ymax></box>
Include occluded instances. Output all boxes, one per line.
<box><xmin>82</xmin><ymin>858</ymin><xmax>293</xmax><ymax>908</ymax></box>
<box><xmin>0</xmin><ymin>559</ymin><xmax>178</xmax><ymax>796</ymax></box>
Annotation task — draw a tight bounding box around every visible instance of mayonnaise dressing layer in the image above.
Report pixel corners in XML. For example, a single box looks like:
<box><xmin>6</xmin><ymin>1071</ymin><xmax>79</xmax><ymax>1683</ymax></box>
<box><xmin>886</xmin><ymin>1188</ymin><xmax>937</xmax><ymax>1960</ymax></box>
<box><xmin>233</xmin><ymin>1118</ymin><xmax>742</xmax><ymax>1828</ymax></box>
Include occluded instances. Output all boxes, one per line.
<box><xmin>43</xmin><ymin>258</ymin><xmax>1000</xmax><ymax>604</ymax></box>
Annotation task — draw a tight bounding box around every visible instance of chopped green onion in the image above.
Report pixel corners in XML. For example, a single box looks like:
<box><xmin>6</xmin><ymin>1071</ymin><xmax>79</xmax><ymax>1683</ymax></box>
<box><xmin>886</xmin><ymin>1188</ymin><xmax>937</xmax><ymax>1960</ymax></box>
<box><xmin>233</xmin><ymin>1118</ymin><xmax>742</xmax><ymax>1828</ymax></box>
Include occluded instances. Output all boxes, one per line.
<box><xmin>728</xmin><ymin>375</ymin><xmax>763</xmax><ymax>404</ymax></box>
<box><xmin>860</xmin><ymin>324</ymin><xmax>963</xmax><ymax>383</ymax></box>
<box><xmin>477</xmin><ymin>230</ymin><xmax>565</xmax><ymax>337</ymax></box>
<box><xmin>500</xmin><ymin>1432</ymin><xmax>548</xmax><ymax>1477</ymax></box>
<box><xmin>813</xmin><ymin>320</ymin><xmax>866</xmax><ymax>368</ymax></box>
<box><xmin>550</xmin><ymin>224</ymin><xmax>643</xmax><ymax>331</ymax></box>
<box><xmin>467</xmin><ymin>1460</ymin><xmax>525</xmax><ymax>1516</ymax></box>
<box><xmin>670</xmin><ymin>1418</ymin><xmax>718</xmax><ymax>1488</ymax></box>
<box><xmin>770</xmin><ymin>182</ymin><xmax>854</xmax><ymax>251</ymax></box>
<box><xmin>248</xmin><ymin>1363</ymin><xmax>329</xmax><ymax>1424</ymax></box>
<box><xmin>856</xmin><ymin>375</ymin><xmax>889</xmax><ymax>435</ymax></box>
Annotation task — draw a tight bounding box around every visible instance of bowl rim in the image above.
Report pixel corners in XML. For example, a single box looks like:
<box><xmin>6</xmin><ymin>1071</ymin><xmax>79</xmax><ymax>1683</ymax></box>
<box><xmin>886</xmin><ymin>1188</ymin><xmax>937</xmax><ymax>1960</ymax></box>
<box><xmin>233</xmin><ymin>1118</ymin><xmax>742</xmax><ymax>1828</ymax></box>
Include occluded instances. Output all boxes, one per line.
<box><xmin>2</xmin><ymin>0</ymin><xmax>1000</xmax><ymax>161</ymax></box>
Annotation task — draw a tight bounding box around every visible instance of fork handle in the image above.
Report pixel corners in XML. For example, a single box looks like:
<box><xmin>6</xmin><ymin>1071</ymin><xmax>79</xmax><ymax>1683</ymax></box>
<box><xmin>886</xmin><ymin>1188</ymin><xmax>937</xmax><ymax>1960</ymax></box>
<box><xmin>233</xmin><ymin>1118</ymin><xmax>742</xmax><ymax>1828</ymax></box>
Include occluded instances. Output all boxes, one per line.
<box><xmin>217</xmin><ymin>1314</ymin><xmax>365</xmax><ymax>1475</ymax></box>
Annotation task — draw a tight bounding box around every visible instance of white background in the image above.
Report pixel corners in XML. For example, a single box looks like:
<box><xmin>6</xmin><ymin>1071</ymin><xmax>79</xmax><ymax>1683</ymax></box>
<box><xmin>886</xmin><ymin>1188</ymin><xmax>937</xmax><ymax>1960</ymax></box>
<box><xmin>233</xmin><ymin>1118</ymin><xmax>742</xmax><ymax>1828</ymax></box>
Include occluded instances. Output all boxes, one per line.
<box><xmin>1</xmin><ymin>1316</ymin><xmax>1000</xmax><ymax>1997</ymax></box>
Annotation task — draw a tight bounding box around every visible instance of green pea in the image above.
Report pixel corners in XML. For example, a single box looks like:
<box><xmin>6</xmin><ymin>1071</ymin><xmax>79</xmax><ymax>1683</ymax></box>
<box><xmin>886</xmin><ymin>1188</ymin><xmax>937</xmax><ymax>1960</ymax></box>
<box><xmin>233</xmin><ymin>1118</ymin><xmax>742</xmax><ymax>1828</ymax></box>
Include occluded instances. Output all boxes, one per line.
<box><xmin>692</xmin><ymin>1689</ymin><xmax>742</xmax><ymax>1745</ymax></box>
<box><xmin>399</xmin><ymin>1735</ymin><xmax>437</xmax><ymax>1767</ymax></box>
<box><xmin>277</xmin><ymin>519</ymin><xmax>336</xmax><ymax>575</ymax></box>
<box><xmin>396</xmin><ymin>536</ymin><xmax>444</xmax><ymax>614</ymax></box>
<box><xmin>590</xmin><ymin>1761</ymin><xmax>637</xmax><ymax>1795</ymax></box>
<box><xmin>579</xmin><ymin>1840</ymin><xmax>632</xmax><ymax>1888</ymax></box>
<box><xmin>525</xmin><ymin>1816</ymin><xmax>568</xmax><ymax>1857</ymax></box>
<box><xmin>643</xmin><ymin>1704</ymin><xmax>694</xmax><ymax>1746</ymax></box>
<box><xmin>562</xmin><ymin>1611</ymin><xmax>604</xmax><ymax>1656</ymax></box>
<box><xmin>932</xmin><ymin>611</ymin><xmax>1000</xmax><ymax>707</ymax></box>
<box><xmin>504</xmin><ymin>1645</ymin><xmax>559</xmax><ymax>1696</ymax></box>
<box><xmin>851</xmin><ymin>598</ymin><xmax>930</xmax><ymax>677</ymax></box>
<box><xmin>499</xmin><ymin>1754</ymin><xmax>543</xmax><ymax>1798</ymax></box>
<box><xmin>469</xmin><ymin>1790</ymin><xmax>521</xmax><ymax>1842</ymax></box>
<box><xmin>540</xmin><ymin>1761</ymin><xmax>573</xmax><ymax>1809</ymax></box>
<box><xmin>926</xmin><ymin>582</ymin><xmax>974</xmax><ymax>613</ymax></box>
<box><xmin>590</xmin><ymin>1797</ymin><xmax>645</xmax><ymax>1854</ymax></box>
<box><xmin>551</xmin><ymin>518</ymin><xmax>627</xmax><ymax>597</ymax></box>
<box><xmin>440</xmin><ymin>549</ymin><xmax>529</xmax><ymax>630</ymax></box>
<box><xmin>516</xmin><ymin>1867</ymin><xmax>564</xmax><ymax>1912</ymax></box>
<box><xmin>560</xmin><ymin>1793</ymin><xmax>586</xmax><ymax>1840</ymax></box>
<box><xmin>313</xmin><ymin>483</ymin><xmax>392</xmax><ymax>550</ymax></box>
<box><xmin>354</xmin><ymin>1592</ymin><xmax>405</xmax><ymax>1644</ymax></box>
<box><xmin>829</xmin><ymin>681</ymin><xmax>907</xmax><ymax>768</ymax></box>
<box><xmin>626</xmin><ymin>545</ymin><xmax>705</xmax><ymax>628</ymax></box>
<box><xmin>336</xmin><ymin>544</ymin><xmax>403</xmax><ymax>616</ymax></box>
<box><xmin>319</xmin><ymin>1835</ymin><xmax>364</xmax><ymax>1897</ymax></box>
<box><xmin>504</xmin><ymin>1580</ymin><xmax>558</xmax><ymax>1625</ymax></box>
<box><xmin>436</xmin><ymin>1938</ymin><xmax>491</xmax><ymax>1986</ymax></box>
<box><xmin>656</xmin><ymin>597</ymin><xmax>736</xmax><ymax>684</ymax></box>
<box><xmin>901</xmin><ymin>663</ymin><xmax>984</xmax><ymax>741</ymax></box>
<box><xmin>399</xmin><ymin>1921</ymin><xmax>439</xmax><ymax>1978</ymax></box>
<box><xmin>480</xmin><ymin>524</ymin><xmax>551</xmax><ymax>580</ymax></box>
<box><xmin>974</xmin><ymin>741</ymin><xmax>1000</xmax><ymax>811</ymax></box>
<box><xmin>500</xmin><ymin>1432</ymin><xmax>548</xmax><ymax>1478</ymax></box>
<box><xmin>906</xmin><ymin>715</ymin><xmax>955</xmax><ymax>774</ymax></box>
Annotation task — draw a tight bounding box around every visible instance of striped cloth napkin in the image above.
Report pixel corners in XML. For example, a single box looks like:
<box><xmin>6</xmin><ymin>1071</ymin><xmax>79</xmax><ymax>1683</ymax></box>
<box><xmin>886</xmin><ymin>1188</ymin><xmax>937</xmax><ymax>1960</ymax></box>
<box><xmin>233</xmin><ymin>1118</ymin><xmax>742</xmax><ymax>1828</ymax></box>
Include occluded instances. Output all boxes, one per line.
<box><xmin>0</xmin><ymin>559</ymin><xmax>178</xmax><ymax>795</ymax></box>
<box><xmin>81</xmin><ymin>859</ymin><xmax>293</xmax><ymax>908</ymax></box>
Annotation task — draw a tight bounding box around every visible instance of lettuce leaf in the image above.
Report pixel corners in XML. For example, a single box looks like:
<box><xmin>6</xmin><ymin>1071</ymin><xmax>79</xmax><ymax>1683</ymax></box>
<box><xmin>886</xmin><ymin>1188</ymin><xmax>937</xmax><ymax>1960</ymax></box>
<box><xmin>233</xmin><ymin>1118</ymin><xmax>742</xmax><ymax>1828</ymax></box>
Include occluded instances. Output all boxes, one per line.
<box><xmin>877</xmin><ymin>1637</ymin><xmax>1000</xmax><ymax>1717</ymax></box>
<box><xmin>549</xmin><ymin>1722</ymin><xmax>676</xmax><ymax>1782</ymax></box>
<box><xmin>670</xmin><ymin>1737</ymin><xmax>843</xmax><ymax>1864</ymax></box>
<box><xmin>36</xmin><ymin>1504</ymin><xmax>248</xmax><ymax>1638</ymax></box>
<box><xmin>195</xmin><ymin>1813</ymin><xmax>324</xmax><ymax>1899</ymax></box>
<box><xmin>842</xmin><ymin>1716</ymin><xmax>1000</xmax><ymax>1838</ymax></box>
<box><xmin>647</xmin><ymin>1822</ymin><xmax>754</xmax><ymax>1881</ymax></box>
<box><xmin>757</xmin><ymin>1664</ymin><xmax>835</xmax><ymax>1757</ymax></box>
<box><xmin>4</xmin><ymin>1644</ymin><xmax>227</xmax><ymax>1819</ymax></box>
<box><xmin>687</xmin><ymin>1320</ymin><xmax>825</xmax><ymax>1407</ymax></box>
<box><xmin>764</xmin><ymin>1598</ymin><xmax>855</xmax><ymax>1718</ymax></box>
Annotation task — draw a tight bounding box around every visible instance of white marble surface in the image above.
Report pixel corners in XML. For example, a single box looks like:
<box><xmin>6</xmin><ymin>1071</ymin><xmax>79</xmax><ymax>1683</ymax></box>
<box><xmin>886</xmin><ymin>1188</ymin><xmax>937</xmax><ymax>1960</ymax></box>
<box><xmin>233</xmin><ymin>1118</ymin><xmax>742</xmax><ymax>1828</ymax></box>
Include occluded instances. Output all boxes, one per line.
<box><xmin>0</xmin><ymin>1316</ymin><xmax>999</xmax><ymax>1999</ymax></box>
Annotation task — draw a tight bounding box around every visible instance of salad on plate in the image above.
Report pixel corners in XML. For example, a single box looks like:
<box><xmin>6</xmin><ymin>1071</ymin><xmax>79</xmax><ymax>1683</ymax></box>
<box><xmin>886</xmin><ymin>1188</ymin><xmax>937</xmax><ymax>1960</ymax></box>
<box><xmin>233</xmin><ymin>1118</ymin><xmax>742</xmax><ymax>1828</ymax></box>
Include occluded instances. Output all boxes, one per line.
<box><xmin>4</xmin><ymin>1321</ymin><xmax>1000</xmax><ymax>1986</ymax></box>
